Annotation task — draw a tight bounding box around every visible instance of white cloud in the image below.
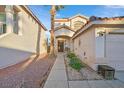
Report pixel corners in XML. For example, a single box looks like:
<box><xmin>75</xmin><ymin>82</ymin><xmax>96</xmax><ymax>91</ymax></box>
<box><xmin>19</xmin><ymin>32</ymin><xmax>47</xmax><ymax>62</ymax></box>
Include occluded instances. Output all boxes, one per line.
<box><xmin>92</xmin><ymin>5</ymin><xmax>124</xmax><ymax>17</ymax></box>
<box><xmin>105</xmin><ymin>5</ymin><xmax>124</xmax><ymax>8</ymax></box>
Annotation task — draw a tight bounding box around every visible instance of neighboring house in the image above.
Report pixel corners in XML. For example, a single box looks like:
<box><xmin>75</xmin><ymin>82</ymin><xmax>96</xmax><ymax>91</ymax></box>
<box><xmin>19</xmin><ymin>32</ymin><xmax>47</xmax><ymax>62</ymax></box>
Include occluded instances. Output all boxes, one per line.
<box><xmin>0</xmin><ymin>5</ymin><xmax>47</xmax><ymax>69</ymax></box>
<box><xmin>72</xmin><ymin>16</ymin><xmax>124</xmax><ymax>71</ymax></box>
<box><xmin>54</xmin><ymin>14</ymin><xmax>88</xmax><ymax>53</ymax></box>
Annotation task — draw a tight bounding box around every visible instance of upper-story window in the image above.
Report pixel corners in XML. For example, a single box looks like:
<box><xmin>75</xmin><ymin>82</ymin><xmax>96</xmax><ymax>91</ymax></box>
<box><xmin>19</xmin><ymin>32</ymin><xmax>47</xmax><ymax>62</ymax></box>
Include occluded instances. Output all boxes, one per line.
<box><xmin>74</xmin><ymin>21</ymin><xmax>84</xmax><ymax>30</ymax></box>
<box><xmin>0</xmin><ymin>13</ymin><xmax>6</xmax><ymax>35</ymax></box>
<box><xmin>13</xmin><ymin>13</ymin><xmax>19</xmax><ymax>34</ymax></box>
<box><xmin>0</xmin><ymin>13</ymin><xmax>6</xmax><ymax>22</ymax></box>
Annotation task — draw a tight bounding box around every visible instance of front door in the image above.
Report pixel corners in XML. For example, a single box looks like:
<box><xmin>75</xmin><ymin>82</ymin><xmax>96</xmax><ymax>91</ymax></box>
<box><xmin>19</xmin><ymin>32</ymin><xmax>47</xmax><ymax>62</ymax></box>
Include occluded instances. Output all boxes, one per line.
<box><xmin>58</xmin><ymin>40</ymin><xmax>64</xmax><ymax>52</ymax></box>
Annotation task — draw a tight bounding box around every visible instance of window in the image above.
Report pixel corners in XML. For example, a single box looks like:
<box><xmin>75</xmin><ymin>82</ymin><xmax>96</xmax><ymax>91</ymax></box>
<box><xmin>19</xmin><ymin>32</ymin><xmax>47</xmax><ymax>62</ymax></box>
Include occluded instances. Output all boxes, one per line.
<box><xmin>13</xmin><ymin>14</ymin><xmax>18</xmax><ymax>34</ymax></box>
<box><xmin>0</xmin><ymin>24</ymin><xmax>6</xmax><ymax>35</ymax></box>
<box><xmin>13</xmin><ymin>14</ymin><xmax>17</xmax><ymax>21</ymax></box>
<box><xmin>74</xmin><ymin>21</ymin><xmax>84</xmax><ymax>30</ymax></box>
<box><xmin>3</xmin><ymin>24</ymin><xmax>6</xmax><ymax>33</ymax></box>
<box><xmin>0</xmin><ymin>13</ymin><xmax>6</xmax><ymax>22</ymax></box>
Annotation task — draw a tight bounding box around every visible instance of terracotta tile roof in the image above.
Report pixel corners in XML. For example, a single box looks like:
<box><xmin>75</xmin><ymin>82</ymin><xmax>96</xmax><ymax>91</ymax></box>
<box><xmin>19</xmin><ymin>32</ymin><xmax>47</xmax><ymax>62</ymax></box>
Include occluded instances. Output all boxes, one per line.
<box><xmin>73</xmin><ymin>16</ymin><xmax>124</xmax><ymax>36</ymax></box>
<box><xmin>55</xmin><ymin>14</ymin><xmax>89</xmax><ymax>22</ymax></box>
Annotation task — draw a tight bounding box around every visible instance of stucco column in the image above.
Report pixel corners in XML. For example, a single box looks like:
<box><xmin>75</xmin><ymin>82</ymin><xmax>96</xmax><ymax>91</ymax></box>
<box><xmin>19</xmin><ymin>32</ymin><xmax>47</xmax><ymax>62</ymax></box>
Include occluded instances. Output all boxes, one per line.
<box><xmin>94</xmin><ymin>28</ymin><xmax>108</xmax><ymax>70</ymax></box>
<box><xmin>5</xmin><ymin>5</ymin><xmax>14</xmax><ymax>33</ymax></box>
<box><xmin>17</xmin><ymin>12</ymin><xmax>23</xmax><ymax>35</ymax></box>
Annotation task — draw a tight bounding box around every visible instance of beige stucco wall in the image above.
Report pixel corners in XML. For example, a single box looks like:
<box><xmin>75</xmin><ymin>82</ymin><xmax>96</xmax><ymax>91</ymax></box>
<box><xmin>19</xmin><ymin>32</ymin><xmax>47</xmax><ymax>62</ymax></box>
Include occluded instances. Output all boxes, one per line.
<box><xmin>0</xmin><ymin>5</ymin><xmax>47</xmax><ymax>69</ymax></box>
<box><xmin>73</xmin><ymin>24</ymin><xmax>124</xmax><ymax>71</ymax></box>
<box><xmin>0</xmin><ymin>6</ymin><xmax>47</xmax><ymax>54</ymax></box>
<box><xmin>73</xmin><ymin>27</ymin><xmax>96</xmax><ymax>68</ymax></box>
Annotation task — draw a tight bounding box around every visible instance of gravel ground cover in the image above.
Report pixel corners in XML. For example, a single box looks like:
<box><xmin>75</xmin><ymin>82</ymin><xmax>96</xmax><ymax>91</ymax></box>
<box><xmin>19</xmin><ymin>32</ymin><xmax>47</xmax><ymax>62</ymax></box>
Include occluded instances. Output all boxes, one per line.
<box><xmin>64</xmin><ymin>54</ymin><xmax>103</xmax><ymax>81</ymax></box>
<box><xmin>0</xmin><ymin>54</ymin><xmax>56</xmax><ymax>88</ymax></box>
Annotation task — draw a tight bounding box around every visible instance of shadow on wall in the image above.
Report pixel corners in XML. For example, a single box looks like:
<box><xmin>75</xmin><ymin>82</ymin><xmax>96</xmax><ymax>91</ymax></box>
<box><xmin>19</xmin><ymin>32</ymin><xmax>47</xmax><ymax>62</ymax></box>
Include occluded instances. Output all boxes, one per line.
<box><xmin>36</xmin><ymin>25</ymin><xmax>41</xmax><ymax>54</ymax></box>
<box><xmin>36</xmin><ymin>25</ymin><xmax>47</xmax><ymax>55</ymax></box>
<box><xmin>0</xmin><ymin>47</ymin><xmax>33</xmax><ymax>69</ymax></box>
<box><xmin>43</xmin><ymin>38</ymin><xmax>47</xmax><ymax>50</ymax></box>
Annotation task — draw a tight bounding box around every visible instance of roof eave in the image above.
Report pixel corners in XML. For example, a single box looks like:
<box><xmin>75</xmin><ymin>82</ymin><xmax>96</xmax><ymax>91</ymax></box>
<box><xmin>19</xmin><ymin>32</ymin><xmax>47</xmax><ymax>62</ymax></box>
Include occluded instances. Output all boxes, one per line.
<box><xmin>21</xmin><ymin>5</ymin><xmax>47</xmax><ymax>31</ymax></box>
<box><xmin>69</xmin><ymin>14</ymin><xmax>89</xmax><ymax>20</ymax></box>
<box><xmin>55</xmin><ymin>26</ymin><xmax>75</xmax><ymax>32</ymax></box>
<box><xmin>72</xmin><ymin>20</ymin><xmax>124</xmax><ymax>39</ymax></box>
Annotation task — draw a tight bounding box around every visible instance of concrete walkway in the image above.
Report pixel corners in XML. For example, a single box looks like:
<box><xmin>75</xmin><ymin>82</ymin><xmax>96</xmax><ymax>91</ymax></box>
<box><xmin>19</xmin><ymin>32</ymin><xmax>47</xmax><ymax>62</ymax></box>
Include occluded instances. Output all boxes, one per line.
<box><xmin>44</xmin><ymin>53</ymin><xmax>124</xmax><ymax>88</ymax></box>
<box><xmin>44</xmin><ymin>53</ymin><xmax>68</xmax><ymax>88</ymax></box>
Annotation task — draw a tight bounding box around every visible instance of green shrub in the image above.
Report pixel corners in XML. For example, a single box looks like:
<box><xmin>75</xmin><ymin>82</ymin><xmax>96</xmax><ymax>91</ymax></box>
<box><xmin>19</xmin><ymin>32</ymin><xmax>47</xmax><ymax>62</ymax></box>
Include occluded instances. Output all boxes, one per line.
<box><xmin>67</xmin><ymin>52</ymin><xmax>76</xmax><ymax>58</ymax></box>
<box><xmin>69</xmin><ymin>57</ymin><xmax>84</xmax><ymax>71</ymax></box>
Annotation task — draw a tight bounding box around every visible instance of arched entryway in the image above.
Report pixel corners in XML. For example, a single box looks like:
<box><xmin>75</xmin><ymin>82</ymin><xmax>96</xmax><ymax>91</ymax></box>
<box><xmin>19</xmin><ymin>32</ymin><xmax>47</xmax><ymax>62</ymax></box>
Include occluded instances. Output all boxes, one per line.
<box><xmin>56</xmin><ymin>35</ymin><xmax>71</xmax><ymax>53</ymax></box>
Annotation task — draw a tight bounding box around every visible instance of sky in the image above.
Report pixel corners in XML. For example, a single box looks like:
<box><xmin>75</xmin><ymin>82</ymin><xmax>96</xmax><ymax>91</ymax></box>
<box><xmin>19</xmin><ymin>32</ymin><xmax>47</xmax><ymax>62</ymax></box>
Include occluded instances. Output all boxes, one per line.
<box><xmin>28</xmin><ymin>5</ymin><xmax>124</xmax><ymax>37</ymax></box>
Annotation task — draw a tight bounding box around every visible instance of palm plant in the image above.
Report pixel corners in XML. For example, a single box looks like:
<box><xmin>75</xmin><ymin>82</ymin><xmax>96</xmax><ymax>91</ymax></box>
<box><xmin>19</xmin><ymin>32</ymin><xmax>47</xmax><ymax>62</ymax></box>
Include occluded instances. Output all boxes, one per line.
<box><xmin>49</xmin><ymin>5</ymin><xmax>64</xmax><ymax>55</ymax></box>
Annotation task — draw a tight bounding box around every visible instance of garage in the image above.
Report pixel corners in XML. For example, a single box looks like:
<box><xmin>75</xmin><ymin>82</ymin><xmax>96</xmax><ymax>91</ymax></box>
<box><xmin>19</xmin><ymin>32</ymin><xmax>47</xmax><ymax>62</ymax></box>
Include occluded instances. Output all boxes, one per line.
<box><xmin>106</xmin><ymin>31</ymin><xmax>124</xmax><ymax>71</ymax></box>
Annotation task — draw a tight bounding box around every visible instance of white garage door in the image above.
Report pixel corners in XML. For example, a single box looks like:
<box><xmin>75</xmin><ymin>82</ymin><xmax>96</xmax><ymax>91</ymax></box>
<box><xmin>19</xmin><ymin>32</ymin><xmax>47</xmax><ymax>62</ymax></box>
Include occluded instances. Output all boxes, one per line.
<box><xmin>106</xmin><ymin>34</ymin><xmax>124</xmax><ymax>70</ymax></box>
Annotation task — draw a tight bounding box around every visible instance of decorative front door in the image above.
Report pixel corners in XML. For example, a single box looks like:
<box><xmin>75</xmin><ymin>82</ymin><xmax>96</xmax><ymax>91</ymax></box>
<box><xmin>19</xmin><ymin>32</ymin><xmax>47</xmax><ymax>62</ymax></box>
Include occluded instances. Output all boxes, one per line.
<box><xmin>58</xmin><ymin>40</ymin><xmax>64</xmax><ymax>52</ymax></box>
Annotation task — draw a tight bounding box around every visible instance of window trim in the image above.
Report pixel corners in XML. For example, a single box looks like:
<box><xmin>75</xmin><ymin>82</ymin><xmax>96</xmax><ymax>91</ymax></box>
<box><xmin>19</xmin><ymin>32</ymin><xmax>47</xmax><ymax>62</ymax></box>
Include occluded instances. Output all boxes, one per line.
<box><xmin>0</xmin><ymin>23</ymin><xmax>6</xmax><ymax>35</ymax></box>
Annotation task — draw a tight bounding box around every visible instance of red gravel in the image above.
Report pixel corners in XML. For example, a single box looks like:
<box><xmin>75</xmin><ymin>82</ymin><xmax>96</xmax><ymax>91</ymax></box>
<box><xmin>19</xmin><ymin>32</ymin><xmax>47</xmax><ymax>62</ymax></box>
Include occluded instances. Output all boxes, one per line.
<box><xmin>0</xmin><ymin>54</ymin><xmax>56</xmax><ymax>88</ymax></box>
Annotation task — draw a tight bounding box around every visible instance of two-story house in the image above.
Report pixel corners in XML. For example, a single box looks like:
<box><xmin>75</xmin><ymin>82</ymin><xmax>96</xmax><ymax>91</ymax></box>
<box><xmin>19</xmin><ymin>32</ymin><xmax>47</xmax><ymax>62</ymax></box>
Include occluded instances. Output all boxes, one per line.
<box><xmin>54</xmin><ymin>14</ymin><xmax>88</xmax><ymax>53</ymax></box>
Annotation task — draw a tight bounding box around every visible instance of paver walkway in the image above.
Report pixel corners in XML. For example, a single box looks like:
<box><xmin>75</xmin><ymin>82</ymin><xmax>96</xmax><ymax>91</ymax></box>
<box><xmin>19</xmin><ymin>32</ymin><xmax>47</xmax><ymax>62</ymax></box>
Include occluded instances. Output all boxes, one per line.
<box><xmin>44</xmin><ymin>53</ymin><xmax>124</xmax><ymax>88</ymax></box>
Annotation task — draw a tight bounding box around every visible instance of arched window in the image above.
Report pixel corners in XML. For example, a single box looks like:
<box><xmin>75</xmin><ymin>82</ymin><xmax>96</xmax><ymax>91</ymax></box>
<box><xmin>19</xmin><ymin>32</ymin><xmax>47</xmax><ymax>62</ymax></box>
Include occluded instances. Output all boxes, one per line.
<box><xmin>74</xmin><ymin>21</ymin><xmax>84</xmax><ymax>30</ymax></box>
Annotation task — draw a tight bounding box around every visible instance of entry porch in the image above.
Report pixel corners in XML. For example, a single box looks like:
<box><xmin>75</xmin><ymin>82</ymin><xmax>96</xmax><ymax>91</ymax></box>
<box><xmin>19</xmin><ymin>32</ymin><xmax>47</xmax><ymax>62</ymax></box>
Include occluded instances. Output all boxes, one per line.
<box><xmin>55</xmin><ymin>35</ymin><xmax>72</xmax><ymax>53</ymax></box>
